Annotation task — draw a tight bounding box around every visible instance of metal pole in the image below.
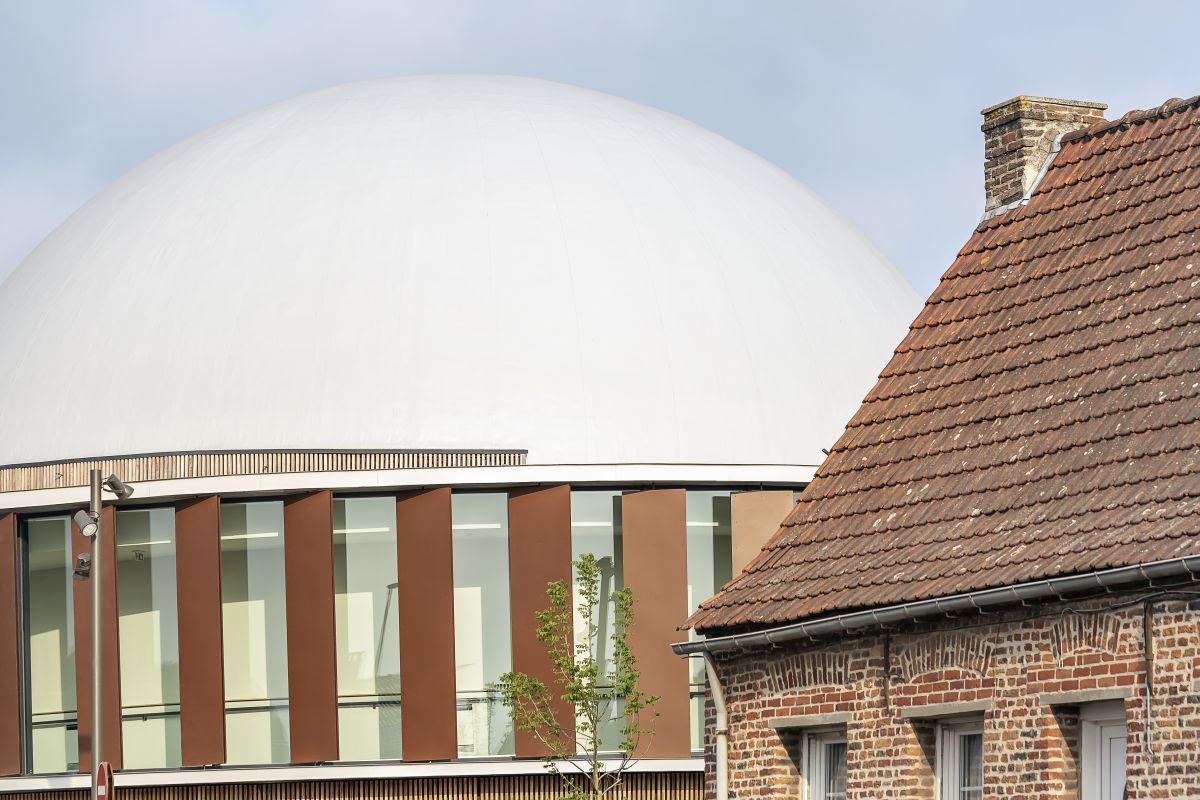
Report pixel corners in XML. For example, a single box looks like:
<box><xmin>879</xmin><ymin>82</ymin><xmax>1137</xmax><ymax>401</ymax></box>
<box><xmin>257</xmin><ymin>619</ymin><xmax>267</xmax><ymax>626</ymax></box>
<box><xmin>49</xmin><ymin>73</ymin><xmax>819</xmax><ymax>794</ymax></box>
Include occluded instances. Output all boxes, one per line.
<box><xmin>89</xmin><ymin>468</ymin><xmax>102</xmax><ymax>800</ymax></box>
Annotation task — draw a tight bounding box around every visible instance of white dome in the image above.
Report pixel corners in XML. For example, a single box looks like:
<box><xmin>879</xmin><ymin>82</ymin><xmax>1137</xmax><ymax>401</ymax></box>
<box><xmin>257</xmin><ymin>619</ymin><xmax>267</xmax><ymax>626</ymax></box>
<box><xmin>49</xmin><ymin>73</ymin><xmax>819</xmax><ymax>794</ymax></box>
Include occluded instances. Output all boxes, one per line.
<box><xmin>0</xmin><ymin>76</ymin><xmax>919</xmax><ymax>469</ymax></box>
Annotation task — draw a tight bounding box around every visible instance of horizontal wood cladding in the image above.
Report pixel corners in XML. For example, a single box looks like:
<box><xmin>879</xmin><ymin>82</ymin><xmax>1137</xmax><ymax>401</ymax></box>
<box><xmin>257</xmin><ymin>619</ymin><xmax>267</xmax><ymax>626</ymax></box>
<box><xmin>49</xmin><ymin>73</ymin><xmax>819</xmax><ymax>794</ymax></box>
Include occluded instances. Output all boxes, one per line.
<box><xmin>5</xmin><ymin>772</ymin><xmax>702</xmax><ymax>800</ymax></box>
<box><xmin>0</xmin><ymin>450</ymin><xmax>528</xmax><ymax>492</ymax></box>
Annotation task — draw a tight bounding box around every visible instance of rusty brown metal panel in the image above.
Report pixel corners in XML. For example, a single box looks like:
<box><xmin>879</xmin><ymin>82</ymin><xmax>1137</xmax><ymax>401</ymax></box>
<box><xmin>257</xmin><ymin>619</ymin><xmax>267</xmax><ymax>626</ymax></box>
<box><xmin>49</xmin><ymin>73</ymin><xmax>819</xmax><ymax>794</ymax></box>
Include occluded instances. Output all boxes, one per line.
<box><xmin>175</xmin><ymin>496</ymin><xmax>226</xmax><ymax>766</ymax></box>
<box><xmin>0</xmin><ymin>514</ymin><xmax>20</xmax><ymax>775</ymax></box>
<box><xmin>72</xmin><ymin>505</ymin><xmax>123</xmax><ymax>772</ymax></box>
<box><xmin>507</xmin><ymin>485</ymin><xmax>573</xmax><ymax>757</ymax></box>
<box><xmin>730</xmin><ymin>491</ymin><xmax>795</xmax><ymax>575</ymax></box>
<box><xmin>283</xmin><ymin>490</ymin><xmax>339</xmax><ymax>763</ymax></box>
<box><xmin>621</xmin><ymin>489</ymin><xmax>690</xmax><ymax>757</ymax></box>
<box><xmin>395</xmin><ymin>488</ymin><xmax>457</xmax><ymax>761</ymax></box>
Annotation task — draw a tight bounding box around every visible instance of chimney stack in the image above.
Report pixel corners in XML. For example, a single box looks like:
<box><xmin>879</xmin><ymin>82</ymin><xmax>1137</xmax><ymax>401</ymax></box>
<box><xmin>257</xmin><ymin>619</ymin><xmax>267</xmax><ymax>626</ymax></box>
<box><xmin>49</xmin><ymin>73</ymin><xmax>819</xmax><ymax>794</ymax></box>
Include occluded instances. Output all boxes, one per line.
<box><xmin>980</xmin><ymin>96</ymin><xmax>1107</xmax><ymax>212</ymax></box>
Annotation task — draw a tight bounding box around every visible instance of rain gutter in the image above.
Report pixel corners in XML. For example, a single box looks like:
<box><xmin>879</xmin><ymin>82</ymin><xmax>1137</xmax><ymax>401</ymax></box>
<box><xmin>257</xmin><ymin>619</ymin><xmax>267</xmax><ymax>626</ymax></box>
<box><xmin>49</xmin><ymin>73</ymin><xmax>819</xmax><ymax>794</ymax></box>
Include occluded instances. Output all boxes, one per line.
<box><xmin>672</xmin><ymin>556</ymin><xmax>1200</xmax><ymax>656</ymax></box>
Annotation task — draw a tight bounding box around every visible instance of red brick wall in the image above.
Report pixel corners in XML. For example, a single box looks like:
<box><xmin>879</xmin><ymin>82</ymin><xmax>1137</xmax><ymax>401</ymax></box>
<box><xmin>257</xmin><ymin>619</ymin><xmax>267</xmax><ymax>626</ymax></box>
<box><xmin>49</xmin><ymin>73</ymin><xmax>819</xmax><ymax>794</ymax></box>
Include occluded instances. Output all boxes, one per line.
<box><xmin>706</xmin><ymin>594</ymin><xmax>1200</xmax><ymax>799</ymax></box>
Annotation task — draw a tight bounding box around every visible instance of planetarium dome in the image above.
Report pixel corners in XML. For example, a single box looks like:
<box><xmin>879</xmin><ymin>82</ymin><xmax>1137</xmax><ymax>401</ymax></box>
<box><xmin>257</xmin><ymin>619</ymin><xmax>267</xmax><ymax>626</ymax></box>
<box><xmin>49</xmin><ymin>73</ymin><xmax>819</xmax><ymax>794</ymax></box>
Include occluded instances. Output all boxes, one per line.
<box><xmin>0</xmin><ymin>75</ymin><xmax>919</xmax><ymax>470</ymax></box>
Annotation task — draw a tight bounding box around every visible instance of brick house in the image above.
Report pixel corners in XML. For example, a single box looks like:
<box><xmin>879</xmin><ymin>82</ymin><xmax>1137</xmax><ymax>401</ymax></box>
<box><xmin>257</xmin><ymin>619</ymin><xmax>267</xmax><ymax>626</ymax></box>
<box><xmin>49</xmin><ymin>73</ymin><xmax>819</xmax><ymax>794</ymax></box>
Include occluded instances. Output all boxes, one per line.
<box><xmin>678</xmin><ymin>95</ymin><xmax>1200</xmax><ymax>800</ymax></box>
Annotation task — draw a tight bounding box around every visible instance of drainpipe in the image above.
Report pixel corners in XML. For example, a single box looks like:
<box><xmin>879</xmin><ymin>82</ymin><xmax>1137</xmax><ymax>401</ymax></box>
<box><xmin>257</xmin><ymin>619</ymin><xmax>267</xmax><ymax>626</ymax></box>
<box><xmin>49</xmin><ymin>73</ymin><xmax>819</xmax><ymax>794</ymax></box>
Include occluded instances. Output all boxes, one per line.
<box><xmin>702</xmin><ymin>652</ymin><xmax>729</xmax><ymax>800</ymax></box>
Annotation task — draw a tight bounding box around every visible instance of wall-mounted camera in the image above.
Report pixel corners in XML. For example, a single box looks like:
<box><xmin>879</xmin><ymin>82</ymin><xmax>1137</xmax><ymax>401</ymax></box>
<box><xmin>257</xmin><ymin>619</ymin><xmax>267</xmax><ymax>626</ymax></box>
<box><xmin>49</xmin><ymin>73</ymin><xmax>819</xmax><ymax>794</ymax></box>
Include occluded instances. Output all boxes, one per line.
<box><xmin>73</xmin><ymin>553</ymin><xmax>91</xmax><ymax>580</ymax></box>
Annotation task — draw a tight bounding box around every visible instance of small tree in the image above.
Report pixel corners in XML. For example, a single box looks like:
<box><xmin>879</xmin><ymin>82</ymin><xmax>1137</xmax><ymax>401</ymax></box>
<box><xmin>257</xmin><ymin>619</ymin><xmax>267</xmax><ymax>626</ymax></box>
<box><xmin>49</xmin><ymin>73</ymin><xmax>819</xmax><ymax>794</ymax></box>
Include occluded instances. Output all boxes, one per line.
<box><xmin>497</xmin><ymin>553</ymin><xmax>659</xmax><ymax>800</ymax></box>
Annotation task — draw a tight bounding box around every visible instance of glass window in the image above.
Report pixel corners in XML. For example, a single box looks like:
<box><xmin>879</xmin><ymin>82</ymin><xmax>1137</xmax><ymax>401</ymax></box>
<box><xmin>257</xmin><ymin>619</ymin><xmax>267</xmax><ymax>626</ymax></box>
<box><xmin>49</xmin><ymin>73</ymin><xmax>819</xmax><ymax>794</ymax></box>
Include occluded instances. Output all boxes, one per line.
<box><xmin>115</xmin><ymin>508</ymin><xmax>180</xmax><ymax>769</ymax></box>
<box><xmin>451</xmin><ymin>492</ymin><xmax>513</xmax><ymax>757</ymax></box>
<box><xmin>220</xmin><ymin>501</ymin><xmax>289</xmax><ymax>764</ymax></box>
<box><xmin>685</xmin><ymin>490</ymin><xmax>732</xmax><ymax>752</ymax></box>
<box><xmin>333</xmin><ymin>496</ymin><xmax>401</xmax><ymax>760</ymax></box>
<box><xmin>570</xmin><ymin>490</ymin><xmax>625</xmax><ymax>752</ymax></box>
<box><xmin>806</xmin><ymin>732</ymin><xmax>848</xmax><ymax>800</ymax></box>
<box><xmin>939</xmin><ymin>722</ymin><xmax>984</xmax><ymax>800</ymax></box>
<box><xmin>22</xmin><ymin>516</ymin><xmax>78</xmax><ymax>773</ymax></box>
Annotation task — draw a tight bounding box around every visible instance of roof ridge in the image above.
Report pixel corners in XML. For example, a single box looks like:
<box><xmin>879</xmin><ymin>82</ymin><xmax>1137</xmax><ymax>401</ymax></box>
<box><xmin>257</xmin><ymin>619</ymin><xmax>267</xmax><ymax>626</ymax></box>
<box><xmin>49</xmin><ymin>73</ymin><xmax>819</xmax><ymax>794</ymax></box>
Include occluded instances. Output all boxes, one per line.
<box><xmin>1061</xmin><ymin>94</ymin><xmax>1200</xmax><ymax>143</ymax></box>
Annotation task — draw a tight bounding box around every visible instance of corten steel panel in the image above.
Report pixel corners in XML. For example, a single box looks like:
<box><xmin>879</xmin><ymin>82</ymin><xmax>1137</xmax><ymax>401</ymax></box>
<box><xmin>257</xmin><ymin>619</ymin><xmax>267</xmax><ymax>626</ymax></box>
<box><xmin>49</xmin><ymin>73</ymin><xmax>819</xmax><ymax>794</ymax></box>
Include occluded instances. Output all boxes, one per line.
<box><xmin>175</xmin><ymin>496</ymin><xmax>226</xmax><ymax>766</ymax></box>
<box><xmin>396</xmin><ymin>488</ymin><xmax>457</xmax><ymax>761</ymax></box>
<box><xmin>621</xmin><ymin>489</ymin><xmax>690</xmax><ymax>757</ymax></box>
<box><xmin>0</xmin><ymin>514</ymin><xmax>20</xmax><ymax>775</ymax></box>
<box><xmin>283</xmin><ymin>490</ymin><xmax>339</xmax><ymax>763</ymax></box>
<box><xmin>730</xmin><ymin>491</ymin><xmax>796</xmax><ymax>575</ymax></box>
<box><xmin>72</xmin><ymin>505</ymin><xmax>123</xmax><ymax>771</ymax></box>
<box><xmin>507</xmin><ymin>485</ymin><xmax>573</xmax><ymax>757</ymax></box>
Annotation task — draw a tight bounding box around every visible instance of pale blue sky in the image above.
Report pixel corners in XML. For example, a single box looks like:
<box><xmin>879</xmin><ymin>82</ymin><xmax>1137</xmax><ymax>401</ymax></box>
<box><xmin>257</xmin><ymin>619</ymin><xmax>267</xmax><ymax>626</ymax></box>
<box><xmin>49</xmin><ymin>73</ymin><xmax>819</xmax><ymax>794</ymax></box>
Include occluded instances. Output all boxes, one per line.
<box><xmin>2</xmin><ymin>1</ymin><xmax>1198</xmax><ymax>294</ymax></box>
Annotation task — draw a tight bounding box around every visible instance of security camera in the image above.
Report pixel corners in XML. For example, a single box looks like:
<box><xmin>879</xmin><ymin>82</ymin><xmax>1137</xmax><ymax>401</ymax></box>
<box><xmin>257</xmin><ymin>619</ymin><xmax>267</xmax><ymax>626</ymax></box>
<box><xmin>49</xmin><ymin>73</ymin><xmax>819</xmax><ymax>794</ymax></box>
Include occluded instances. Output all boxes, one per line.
<box><xmin>73</xmin><ymin>553</ymin><xmax>92</xmax><ymax>580</ymax></box>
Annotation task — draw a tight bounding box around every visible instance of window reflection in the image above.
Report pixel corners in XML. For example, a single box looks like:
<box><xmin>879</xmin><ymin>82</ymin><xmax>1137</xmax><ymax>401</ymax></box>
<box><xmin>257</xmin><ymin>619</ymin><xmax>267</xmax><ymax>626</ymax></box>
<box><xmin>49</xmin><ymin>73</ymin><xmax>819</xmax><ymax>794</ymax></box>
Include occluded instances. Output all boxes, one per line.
<box><xmin>116</xmin><ymin>508</ymin><xmax>181</xmax><ymax>768</ymax></box>
<box><xmin>570</xmin><ymin>490</ymin><xmax>626</xmax><ymax>752</ymax></box>
<box><xmin>220</xmin><ymin>501</ymin><xmax>289</xmax><ymax>764</ymax></box>
<box><xmin>333</xmin><ymin>496</ymin><xmax>402</xmax><ymax>760</ymax></box>
<box><xmin>451</xmin><ymin>492</ymin><xmax>513</xmax><ymax>756</ymax></box>
<box><xmin>685</xmin><ymin>490</ymin><xmax>733</xmax><ymax>752</ymax></box>
<box><xmin>23</xmin><ymin>516</ymin><xmax>78</xmax><ymax>773</ymax></box>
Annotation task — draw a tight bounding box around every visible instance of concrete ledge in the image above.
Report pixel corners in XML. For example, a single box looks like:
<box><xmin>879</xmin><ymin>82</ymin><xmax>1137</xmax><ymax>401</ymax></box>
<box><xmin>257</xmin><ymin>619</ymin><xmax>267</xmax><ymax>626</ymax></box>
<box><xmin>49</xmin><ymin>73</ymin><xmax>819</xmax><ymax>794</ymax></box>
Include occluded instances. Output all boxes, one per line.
<box><xmin>899</xmin><ymin>699</ymin><xmax>991</xmax><ymax>719</ymax></box>
<box><xmin>0</xmin><ymin>758</ymin><xmax>704</xmax><ymax>793</ymax></box>
<box><xmin>766</xmin><ymin>712</ymin><xmax>851</xmax><ymax>730</ymax></box>
<box><xmin>1039</xmin><ymin>686</ymin><xmax>1134</xmax><ymax>707</ymax></box>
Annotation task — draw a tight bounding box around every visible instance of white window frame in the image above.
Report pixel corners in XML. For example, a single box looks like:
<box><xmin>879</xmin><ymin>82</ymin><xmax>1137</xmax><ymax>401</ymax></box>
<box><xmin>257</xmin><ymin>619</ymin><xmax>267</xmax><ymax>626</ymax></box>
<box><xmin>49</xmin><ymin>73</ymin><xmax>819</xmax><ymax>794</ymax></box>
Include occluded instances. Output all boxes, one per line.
<box><xmin>937</xmin><ymin>719</ymin><xmax>984</xmax><ymax>800</ymax></box>
<box><xmin>801</xmin><ymin>729</ymin><xmax>847</xmax><ymax>800</ymax></box>
<box><xmin>1080</xmin><ymin>700</ymin><xmax>1127</xmax><ymax>800</ymax></box>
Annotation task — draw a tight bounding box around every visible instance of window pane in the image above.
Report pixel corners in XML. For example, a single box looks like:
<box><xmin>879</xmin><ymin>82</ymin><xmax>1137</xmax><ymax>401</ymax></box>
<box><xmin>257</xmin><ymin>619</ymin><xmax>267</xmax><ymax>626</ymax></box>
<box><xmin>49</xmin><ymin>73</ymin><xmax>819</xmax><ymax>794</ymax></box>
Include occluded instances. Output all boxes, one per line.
<box><xmin>825</xmin><ymin>741</ymin><xmax>848</xmax><ymax>799</ymax></box>
<box><xmin>334</xmin><ymin>497</ymin><xmax>401</xmax><ymax>760</ymax></box>
<box><xmin>452</xmin><ymin>492</ymin><xmax>513</xmax><ymax>756</ymax></box>
<box><xmin>959</xmin><ymin>732</ymin><xmax>983</xmax><ymax>799</ymax></box>
<box><xmin>24</xmin><ymin>517</ymin><xmax>78</xmax><ymax>773</ymax></box>
<box><xmin>220</xmin><ymin>501</ymin><xmax>289</xmax><ymax>764</ymax></box>
<box><xmin>116</xmin><ymin>508</ymin><xmax>181</xmax><ymax>769</ymax></box>
<box><xmin>570</xmin><ymin>491</ymin><xmax>625</xmax><ymax>752</ymax></box>
<box><xmin>685</xmin><ymin>490</ymin><xmax>732</xmax><ymax>751</ymax></box>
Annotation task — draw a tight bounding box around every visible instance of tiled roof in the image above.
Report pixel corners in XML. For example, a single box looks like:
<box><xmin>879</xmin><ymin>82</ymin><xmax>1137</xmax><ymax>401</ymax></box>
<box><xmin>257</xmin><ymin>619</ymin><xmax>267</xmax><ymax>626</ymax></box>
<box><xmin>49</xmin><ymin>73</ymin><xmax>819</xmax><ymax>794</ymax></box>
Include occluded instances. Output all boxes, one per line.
<box><xmin>691</xmin><ymin>96</ymin><xmax>1200</xmax><ymax>635</ymax></box>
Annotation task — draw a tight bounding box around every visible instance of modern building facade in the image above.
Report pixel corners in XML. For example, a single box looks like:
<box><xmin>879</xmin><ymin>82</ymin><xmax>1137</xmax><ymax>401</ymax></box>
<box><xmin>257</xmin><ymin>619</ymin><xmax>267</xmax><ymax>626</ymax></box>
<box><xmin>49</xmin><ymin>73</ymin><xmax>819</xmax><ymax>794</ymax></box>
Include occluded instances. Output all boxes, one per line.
<box><xmin>682</xmin><ymin>94</ymin><xmax>1200</xmax><ymax>800</ymax></box>
<box><xmin>0</xmin><ymin>76</ymin><xmax>919</xmax><ymax>798</ymax></box>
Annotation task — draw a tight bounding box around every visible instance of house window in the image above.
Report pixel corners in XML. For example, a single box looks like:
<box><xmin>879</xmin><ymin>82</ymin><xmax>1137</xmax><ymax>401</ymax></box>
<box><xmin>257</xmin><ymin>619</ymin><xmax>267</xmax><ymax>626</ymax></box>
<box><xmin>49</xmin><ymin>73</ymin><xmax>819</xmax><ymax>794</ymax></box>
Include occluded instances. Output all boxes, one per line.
<box><xmin>939</xmin><ymin>721</ymin><xmax>984</xmax><ymax>800</ymax></box>
<box><xmin>1081</xmin><ymin>701</ymin><xmax>1127</xmax><ymax>800</ymax></box>
<box><xmin>333</xmin><ymin>496</ymin><xmax>401</xmax><ymax>760</ymax></box>
<box><xmin>451</xmin><ymin>492</ymin><xmax>514</xmax><ymax>756</ymax></box>
<box><xmin>115</xmin><ymin>507</ymin><xmax>181</xmax><ymax>769</ymax></box>
<box><xmin>804</xmin><ymin>731</ymin><xmax>848</xmax><ymax>800</ymax></box>
<box><xmin>21</xmin><ymin>516</ymin><xmax>78</xmax><ymax>774</ymax></box>
<box><xmin>685</xmin><ymin>490</ymin><xmax>732</xmax><ymax>751</ymax></box>
<box><xmin>220</xmin><ymin>500</ymin><xmax>290</xmax><ymax>764</ymax></box>
<box><xmin>569</xmin><ymin>490</ymin><xmax>625</xmax><ymax>752</ymax></box>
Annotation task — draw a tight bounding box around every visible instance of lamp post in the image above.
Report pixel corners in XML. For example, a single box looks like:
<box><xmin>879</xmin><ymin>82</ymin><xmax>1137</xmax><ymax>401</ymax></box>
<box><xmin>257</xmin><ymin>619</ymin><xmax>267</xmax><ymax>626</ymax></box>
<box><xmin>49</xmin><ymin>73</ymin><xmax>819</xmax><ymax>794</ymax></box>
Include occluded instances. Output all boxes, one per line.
<box><xmin>73</xmin><ymin>469</ymin><xmax>133</xmax><ymax>800</ymax></box>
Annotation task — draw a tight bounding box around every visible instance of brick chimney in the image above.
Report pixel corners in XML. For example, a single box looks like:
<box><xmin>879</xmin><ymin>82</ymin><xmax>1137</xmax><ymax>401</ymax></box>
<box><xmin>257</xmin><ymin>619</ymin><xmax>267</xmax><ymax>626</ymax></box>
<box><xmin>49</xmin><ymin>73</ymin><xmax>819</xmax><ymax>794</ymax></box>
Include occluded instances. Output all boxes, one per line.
<box><xmin>980</xmin><ymin>96</ymin><xmax>1107</xmax><ymax>211</ymax></box>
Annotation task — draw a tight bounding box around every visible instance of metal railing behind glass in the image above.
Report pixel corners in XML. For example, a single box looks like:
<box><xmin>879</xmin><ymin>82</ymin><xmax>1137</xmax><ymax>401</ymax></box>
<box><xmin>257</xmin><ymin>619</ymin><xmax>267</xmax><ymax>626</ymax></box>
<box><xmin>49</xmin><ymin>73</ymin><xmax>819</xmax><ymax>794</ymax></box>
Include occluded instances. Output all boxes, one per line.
<box><xmin>455</xmin><ymin>690</ymin><xmax>513</xmax><ymax>757</ymax></box>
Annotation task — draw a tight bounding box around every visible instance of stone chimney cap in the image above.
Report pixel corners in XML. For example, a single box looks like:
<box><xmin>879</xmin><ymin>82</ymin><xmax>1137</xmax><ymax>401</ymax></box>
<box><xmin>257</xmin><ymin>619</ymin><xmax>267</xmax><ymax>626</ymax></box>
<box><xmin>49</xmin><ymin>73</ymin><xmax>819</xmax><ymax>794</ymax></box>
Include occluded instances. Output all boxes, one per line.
<box><xmin>981</xmin><ymin>95</ymin><xmax>1109</xmax><ymax>129</ymax></box>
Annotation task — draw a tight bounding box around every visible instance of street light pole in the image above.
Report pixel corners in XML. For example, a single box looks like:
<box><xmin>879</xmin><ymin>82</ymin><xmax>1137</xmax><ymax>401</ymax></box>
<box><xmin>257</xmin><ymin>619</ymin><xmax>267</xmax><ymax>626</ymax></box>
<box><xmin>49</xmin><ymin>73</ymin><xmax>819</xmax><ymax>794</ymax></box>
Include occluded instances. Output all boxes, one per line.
<box><xmin>89</xmin><ymin>468</ymin><xmax>103</xmax><ymax>800</ymax></box>
<box><xmin>74</xmin><ymin>469</ymin><xmax>132</xmax><ymax>800</ymax></box>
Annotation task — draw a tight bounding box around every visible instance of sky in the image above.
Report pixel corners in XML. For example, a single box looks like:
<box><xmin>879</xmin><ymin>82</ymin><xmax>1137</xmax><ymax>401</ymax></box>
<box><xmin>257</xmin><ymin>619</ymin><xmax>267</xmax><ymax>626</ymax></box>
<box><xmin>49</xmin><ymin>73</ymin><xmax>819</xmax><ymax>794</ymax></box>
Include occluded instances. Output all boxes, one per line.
<box><xmin>2</xmin><ymin>1</ymin><xmax>1199</xmax><ymax>295</ymax></box>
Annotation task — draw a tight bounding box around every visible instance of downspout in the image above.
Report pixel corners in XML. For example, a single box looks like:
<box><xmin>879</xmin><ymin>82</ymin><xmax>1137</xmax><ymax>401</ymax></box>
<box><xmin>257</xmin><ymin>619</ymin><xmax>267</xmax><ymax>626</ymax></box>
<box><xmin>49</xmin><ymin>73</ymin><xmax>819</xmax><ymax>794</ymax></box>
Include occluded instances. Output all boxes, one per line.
<box><xmin>702</xmin><ymin>652</ymin><xmax>729</xmax><ymax>800</ymax></box>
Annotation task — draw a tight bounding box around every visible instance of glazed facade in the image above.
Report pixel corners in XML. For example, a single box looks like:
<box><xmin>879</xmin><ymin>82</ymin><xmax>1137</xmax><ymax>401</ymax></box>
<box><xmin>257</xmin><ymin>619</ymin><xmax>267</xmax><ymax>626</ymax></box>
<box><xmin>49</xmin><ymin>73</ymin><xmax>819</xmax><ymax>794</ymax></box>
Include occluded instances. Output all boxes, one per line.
<box><xmin>5</xmin><ymin>483</ymin><xmax>797</xmax><ymax>781</ymax></box>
